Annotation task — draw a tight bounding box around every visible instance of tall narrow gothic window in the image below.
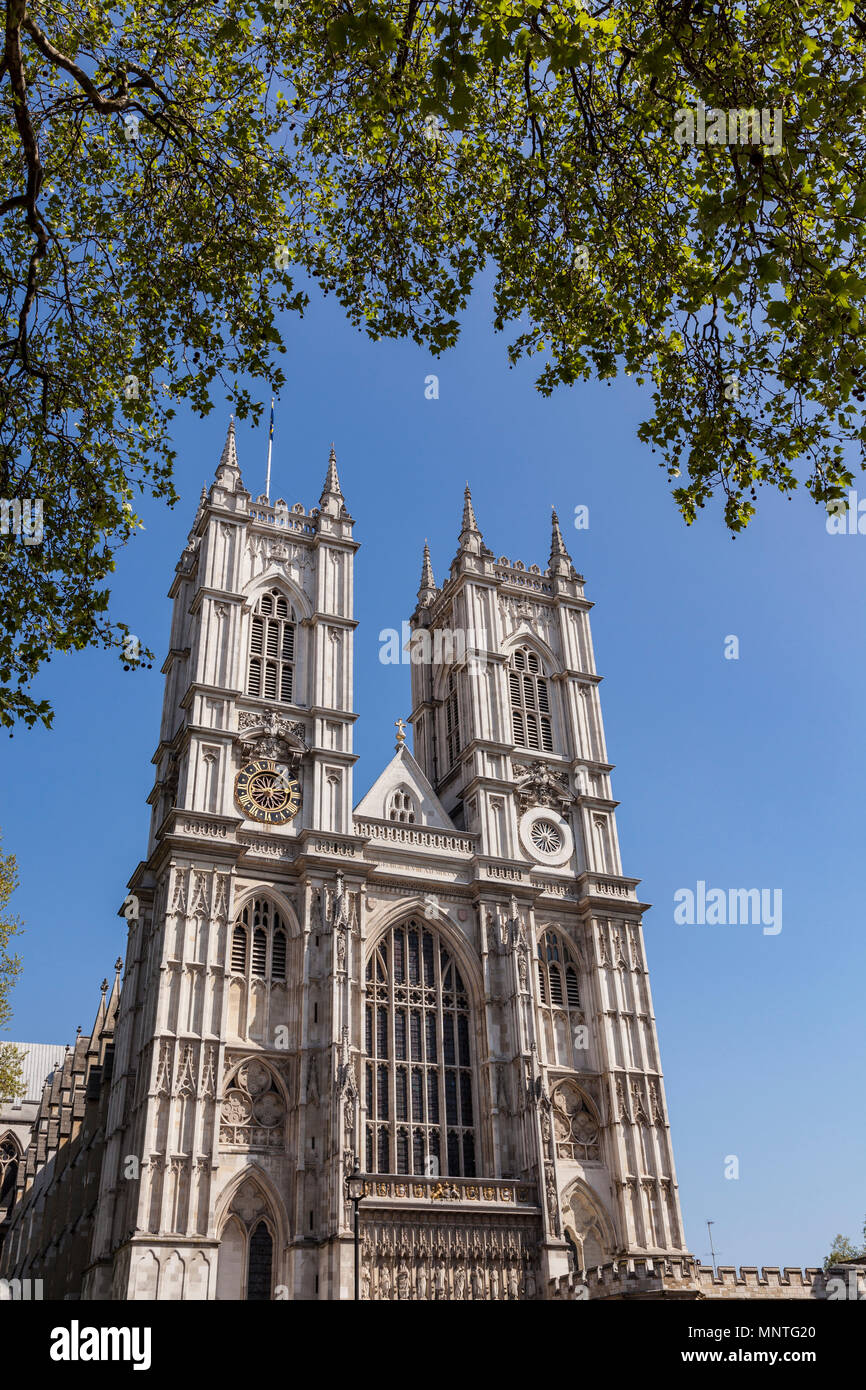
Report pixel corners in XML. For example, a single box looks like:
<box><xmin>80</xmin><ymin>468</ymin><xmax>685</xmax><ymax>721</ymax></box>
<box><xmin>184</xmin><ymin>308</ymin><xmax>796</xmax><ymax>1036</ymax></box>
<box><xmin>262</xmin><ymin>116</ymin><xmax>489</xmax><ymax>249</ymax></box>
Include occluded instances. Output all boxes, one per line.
<box><xmin>248</xmin><ymin>589</ymin><xmax>295</xmax><ymax>702</ymax></box>
<box><xmin>509</xmin><ymin>647</ymin><xmax>553</xmax><ymax>752</ymax></box>
<box><xmin>271</xmin><ymin>930</ymin><xmax>287</xmax><ymax>981</ymax></box>
<box><xmin>230</xmin><ymin>899</ymin><xmax>286</xmax><ymax>985</ymax></box>
<box><xmin>0</xmin><ymin>1135</ymin><xmax>19</xmax><ymax>1209</ymax></box>
<box><xmin>246</xmin><ymin>1220</ymin><xmax>274</xmax><ymax>1300</ymax></box>
<box><xmin>444</xmin><ymin>672</ymin><xmax>461</xmax><ymax>767</ymax></box>
<box><xmin>536</xmin><ymin>930</ymin><xmax>584</xmax><ymax>1069</ymax></box>
<box><xmin>231</xmin><ymin>925</ymin><xmax>247</xmax><ymax>973</ymax></box>
<box><xmin>365</xmin><ymin>922</ymin><xmax>476</xmax><ymax>1178</ymax></box>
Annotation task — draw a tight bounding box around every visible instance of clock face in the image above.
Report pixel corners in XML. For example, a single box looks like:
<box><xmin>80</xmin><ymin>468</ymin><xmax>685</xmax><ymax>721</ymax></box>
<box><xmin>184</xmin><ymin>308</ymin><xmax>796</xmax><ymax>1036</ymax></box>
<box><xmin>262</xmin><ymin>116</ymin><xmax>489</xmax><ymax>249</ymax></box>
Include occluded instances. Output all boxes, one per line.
<box><xmin>235</xmin><ymin>759</ymin><xmax>301</xmax><ymax>825</ymax></box>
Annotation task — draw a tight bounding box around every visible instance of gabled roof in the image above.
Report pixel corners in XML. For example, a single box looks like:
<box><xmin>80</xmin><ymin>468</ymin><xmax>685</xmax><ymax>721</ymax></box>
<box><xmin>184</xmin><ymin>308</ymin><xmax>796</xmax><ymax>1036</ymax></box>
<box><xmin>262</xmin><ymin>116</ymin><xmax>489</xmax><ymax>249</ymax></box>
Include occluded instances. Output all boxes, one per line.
<box><xmin>353</xmin><ymin>744</ymin><xmax>455</xmax><ymax>830</ymax></box>
<box><xmin>2</xmin><ymin>1042</ymin><xmax>67</xmax><ymax>1104</ymax></box>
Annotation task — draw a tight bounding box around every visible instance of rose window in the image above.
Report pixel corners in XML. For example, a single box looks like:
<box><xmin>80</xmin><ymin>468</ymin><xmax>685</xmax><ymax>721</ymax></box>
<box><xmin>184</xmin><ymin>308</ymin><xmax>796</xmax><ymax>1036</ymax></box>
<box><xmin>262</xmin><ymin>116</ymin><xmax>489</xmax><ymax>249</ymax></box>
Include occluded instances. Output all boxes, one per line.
<box><xmin>530</xmin><ymin>820</ymin><xmax>563</xmax><ymax>854</ymax></box>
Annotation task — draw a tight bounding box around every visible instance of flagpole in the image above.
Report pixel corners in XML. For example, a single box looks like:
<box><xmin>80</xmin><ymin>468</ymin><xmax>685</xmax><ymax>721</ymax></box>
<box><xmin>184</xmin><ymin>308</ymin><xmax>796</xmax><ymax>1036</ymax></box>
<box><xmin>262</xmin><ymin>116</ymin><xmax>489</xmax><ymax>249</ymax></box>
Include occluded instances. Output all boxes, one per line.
<box><xmin>265</xmin><ymin>396</ymin><xmax>274</xmax><ymax>501</ymax></box>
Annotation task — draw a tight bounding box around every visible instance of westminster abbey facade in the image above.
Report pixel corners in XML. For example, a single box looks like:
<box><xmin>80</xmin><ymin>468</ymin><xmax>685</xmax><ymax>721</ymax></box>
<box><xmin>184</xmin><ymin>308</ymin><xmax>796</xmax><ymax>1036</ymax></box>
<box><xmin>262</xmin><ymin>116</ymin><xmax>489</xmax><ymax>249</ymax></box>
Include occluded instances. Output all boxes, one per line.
<box><xmin>0</xmin><ymin>424</ymin><xmax>694</xmax><ymax>1301</ymax></box>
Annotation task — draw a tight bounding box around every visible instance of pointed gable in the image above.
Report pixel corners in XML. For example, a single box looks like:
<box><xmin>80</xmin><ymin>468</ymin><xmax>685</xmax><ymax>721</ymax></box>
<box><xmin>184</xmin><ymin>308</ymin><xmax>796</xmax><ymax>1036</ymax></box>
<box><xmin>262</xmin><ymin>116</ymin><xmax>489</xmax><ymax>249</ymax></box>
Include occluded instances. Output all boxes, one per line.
<box><xmin>353</xmin><ymin>744</ymin><xmax>456</xmax><ymax>830</ymax></box>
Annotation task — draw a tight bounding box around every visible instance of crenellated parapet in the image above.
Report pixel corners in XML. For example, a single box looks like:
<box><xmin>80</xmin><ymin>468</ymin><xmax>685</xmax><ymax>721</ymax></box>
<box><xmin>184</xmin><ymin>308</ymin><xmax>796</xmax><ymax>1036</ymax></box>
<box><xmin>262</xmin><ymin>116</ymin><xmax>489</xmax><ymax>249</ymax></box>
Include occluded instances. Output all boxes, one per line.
<box><xmin>550</xmin><ymin>1257</ymin><xmax>864</xmax><ymax>1301</ymax></box>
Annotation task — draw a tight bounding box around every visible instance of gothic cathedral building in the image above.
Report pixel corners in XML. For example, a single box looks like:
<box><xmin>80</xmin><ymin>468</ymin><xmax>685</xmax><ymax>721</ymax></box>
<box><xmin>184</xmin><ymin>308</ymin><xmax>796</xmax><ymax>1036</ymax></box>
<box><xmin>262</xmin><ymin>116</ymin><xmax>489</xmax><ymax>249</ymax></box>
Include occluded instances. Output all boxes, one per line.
<box><xmin>1</xmin><ymin>424</ymin><xmax>691</xmax><ymax>1300</ymax></box>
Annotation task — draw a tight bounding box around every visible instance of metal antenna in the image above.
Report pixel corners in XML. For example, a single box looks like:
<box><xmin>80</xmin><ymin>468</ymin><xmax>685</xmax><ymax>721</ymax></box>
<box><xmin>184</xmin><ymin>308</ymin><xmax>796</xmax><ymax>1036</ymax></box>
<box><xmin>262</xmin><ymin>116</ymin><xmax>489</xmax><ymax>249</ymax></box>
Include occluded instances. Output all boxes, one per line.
<box><xmin>707</xmin><ymin>1220</ymin><xmax>718</xmax><ymax>1278</ymax></box>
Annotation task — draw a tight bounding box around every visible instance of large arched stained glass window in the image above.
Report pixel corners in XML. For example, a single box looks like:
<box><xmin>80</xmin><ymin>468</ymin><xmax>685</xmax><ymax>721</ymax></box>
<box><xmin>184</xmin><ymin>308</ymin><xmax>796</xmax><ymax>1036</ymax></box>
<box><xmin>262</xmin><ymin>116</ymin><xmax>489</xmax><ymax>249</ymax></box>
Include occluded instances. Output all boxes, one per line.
<box><xmin>365</xmin><ymin>922</ymin><xmax>476</xmax><ymax>1178</ymax></box>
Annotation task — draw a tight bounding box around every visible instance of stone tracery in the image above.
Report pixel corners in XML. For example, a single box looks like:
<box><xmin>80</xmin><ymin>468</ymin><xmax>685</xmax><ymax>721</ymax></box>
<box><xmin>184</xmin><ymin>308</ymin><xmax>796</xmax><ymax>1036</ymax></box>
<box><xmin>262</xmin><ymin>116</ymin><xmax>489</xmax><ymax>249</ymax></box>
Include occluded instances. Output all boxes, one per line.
<box><xmin>551</xmin><ymin>1082</ymin><xmax>601</xmax><ymax>1162</ymax></box>
<box><xmin>220</xmin><ymin>1059</ymin><xmax>286</xmax><ymax>1149</ymax></box>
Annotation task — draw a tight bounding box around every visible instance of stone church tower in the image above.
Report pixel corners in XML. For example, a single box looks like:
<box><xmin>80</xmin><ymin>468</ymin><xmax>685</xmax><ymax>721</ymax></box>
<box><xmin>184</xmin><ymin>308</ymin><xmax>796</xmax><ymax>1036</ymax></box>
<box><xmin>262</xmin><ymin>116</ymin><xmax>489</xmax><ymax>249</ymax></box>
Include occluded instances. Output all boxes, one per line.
<box><xmin>4</xmin><ymin>426</ymin><xmax>690</xmax><ymax>1300</ymax></box>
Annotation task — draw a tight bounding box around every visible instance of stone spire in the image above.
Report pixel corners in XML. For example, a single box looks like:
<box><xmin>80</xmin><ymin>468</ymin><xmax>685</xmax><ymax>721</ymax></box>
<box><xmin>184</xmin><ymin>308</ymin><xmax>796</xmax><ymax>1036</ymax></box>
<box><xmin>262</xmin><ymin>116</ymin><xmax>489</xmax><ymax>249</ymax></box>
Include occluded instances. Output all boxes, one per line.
<box><xmin>319</xmin><ymin>443</ymin><xmax>344</xmax><ymax>517</ymax></box>
<box><xmin>192</xmin><ymin>485</ymin><xmax>207</xmax><ymax>529</ymax></box>
<box><xmin>214</xmin><ymin>416</ymin><xmax>243</xmax><ymax>491</ymax></box>
<box><xmin>549</xmin><ymin>506</ymin><xmax>573</xmax><ymax>577</ymax></box>
<box><xmin>86</xmin><ymin>979</ymin><xmax>108</xmax><ymax>1059</ymax></box>
<box><xmin>182</xmin><ymin>487</ymin><xmax>210</xmax><ymax>572</ymax></box>
<box><xmin>104</xmin><ymin>957</ymin><xmax>124</xmax><ymax>1035</ymax></box>
<box><xmin>457</xmin><ymin>483</ymin><xmax>483</xmax><ymax>555</ymax></box>
<box><xmin>417</xmin><ymin>539</ymin><xmax>437</xmax><ymax>608</ymax></box>
<box><xmin>461</xmin><ymin>483</ymin><xmax>480</xmax><ymax>535</ymax></box>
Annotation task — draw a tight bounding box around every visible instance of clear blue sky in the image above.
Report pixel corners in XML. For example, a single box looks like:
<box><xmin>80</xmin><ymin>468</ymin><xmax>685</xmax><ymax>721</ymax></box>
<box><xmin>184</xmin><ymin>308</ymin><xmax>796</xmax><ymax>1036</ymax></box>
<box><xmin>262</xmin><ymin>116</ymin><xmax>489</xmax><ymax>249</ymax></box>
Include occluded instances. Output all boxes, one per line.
<box><xmin>2</xmin><ymin>274</ymin><xmax>863</xmax><ymax>1273</ymax></box>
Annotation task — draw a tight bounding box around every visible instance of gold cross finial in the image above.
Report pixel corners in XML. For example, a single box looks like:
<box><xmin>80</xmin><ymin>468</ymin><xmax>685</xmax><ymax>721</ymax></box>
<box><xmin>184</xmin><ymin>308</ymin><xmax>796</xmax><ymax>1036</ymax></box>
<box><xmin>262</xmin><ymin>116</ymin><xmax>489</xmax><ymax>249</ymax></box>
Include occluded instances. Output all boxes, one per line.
<box><xmin>395</xmin><ymin>718</ymin><xmax>407</xmax><ymax>748</ymax></box>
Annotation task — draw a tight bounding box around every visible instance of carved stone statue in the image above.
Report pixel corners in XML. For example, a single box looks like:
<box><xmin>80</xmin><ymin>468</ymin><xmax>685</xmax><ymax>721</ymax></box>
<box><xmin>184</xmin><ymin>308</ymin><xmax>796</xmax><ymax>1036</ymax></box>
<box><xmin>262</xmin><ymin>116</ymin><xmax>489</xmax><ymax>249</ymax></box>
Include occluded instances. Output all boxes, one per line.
<box><xmin>540</xmin><ymin>1105</ymin><xmax>551</xmax><ymax>1145</ymax></box>
<box><xmin>517</xmin><ymin>946</ymin><xmax>528</xmax><ymax>991</ymax></box>
<box><xmin>545</xmin><ymin>1162</ymin><xmax>559</xmax><ymax>1229</ymax></box>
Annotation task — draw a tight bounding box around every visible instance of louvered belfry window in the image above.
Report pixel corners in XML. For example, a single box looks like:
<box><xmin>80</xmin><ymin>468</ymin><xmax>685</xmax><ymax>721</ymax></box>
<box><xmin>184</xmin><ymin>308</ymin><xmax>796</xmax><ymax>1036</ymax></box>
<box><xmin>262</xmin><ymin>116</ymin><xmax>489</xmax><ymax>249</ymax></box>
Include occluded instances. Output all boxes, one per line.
<box><xmin>248</xmin><ymin>589</ymin><xmax>295</xmax><ymax>702</ymax></box>
<box><xmin>231</xmin><ymin>925</ymin><xmax>248</xmax><ymax>973</ymax></box>
<box><xmin>536</xmin><ymin>931</ymin><xmax>580</xmax><ymax>1008</ymax></box>
<box><xmin>536</xmin><ymin>930</ymin><xmax>584</xmax><ymax>1069</ymax></box>
<box><xmin>229</xmin><ymin>899</ymin><xmax>287</xmax><ymax>985</ymax></box>
<box><xmin>365</xmin><ymin>922</ymin><xmax>476</xmax><ymax>1178</ymax></box>
<box><xmin>252</xmin><ymin>928</ymin><xmax>267</xmax><ymax>977</ymax></box>
<box><xmin>271</xmin><ymin>930</ymin><xmax>287</xmax><ymax>981</ymax></box>
<box><xmin>509</xmin><ymin>647</ymin><xmax>553</xmax><ymax>752</ymax></box>
<box><xmin>444</xmin><ymin>672</ymin><xmax>461</xmax><ymax>767</ymax></box>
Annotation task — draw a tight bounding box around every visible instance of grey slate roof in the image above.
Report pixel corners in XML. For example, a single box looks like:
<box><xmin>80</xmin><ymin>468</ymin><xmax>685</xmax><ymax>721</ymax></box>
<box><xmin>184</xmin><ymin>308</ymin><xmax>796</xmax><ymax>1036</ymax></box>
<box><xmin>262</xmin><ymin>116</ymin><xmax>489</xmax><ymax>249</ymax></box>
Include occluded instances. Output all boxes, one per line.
<box><xmin>3</xmin><ymin>1042</ymin><xmax>67</xmax><ymax>1103</ymax></box>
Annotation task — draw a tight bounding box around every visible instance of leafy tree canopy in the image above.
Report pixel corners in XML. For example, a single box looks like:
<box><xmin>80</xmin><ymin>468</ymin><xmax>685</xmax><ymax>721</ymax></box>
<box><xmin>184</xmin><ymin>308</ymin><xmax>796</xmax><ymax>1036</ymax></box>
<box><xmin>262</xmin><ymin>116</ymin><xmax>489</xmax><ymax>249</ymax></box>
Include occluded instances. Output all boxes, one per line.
<box><xmin>824</xmin><ymin>1219</ymin><xmax>866</xmax><ymax>1270</ymax></box>
<box><xmin>3</xmin><ymin>0</ymin><xmax>865</xmax><ymax>725</ymax></box>
<box><xmin>0</xmin><ymin>835</ymin><xmax>25</xmax><ymax>1101</ymax></box>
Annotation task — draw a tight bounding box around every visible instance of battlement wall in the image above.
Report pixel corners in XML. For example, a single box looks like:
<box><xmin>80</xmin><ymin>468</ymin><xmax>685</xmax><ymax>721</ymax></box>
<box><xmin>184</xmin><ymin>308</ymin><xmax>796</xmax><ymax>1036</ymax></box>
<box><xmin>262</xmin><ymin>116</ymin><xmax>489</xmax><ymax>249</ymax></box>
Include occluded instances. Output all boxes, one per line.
<box><xmin>550</xmin><ymin>1258</ymin><xmax>865</xmax><ymax>1301</ymax></box>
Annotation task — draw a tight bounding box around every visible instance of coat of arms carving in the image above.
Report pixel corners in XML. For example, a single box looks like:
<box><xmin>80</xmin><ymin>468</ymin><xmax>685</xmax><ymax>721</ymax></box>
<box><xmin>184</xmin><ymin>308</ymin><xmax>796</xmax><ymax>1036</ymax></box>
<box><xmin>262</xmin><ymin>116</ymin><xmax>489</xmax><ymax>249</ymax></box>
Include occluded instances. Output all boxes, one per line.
<box><xmin>513</xmin><ymin>760</ymin><xmax>572</xmax><ymax>813</ymax></box>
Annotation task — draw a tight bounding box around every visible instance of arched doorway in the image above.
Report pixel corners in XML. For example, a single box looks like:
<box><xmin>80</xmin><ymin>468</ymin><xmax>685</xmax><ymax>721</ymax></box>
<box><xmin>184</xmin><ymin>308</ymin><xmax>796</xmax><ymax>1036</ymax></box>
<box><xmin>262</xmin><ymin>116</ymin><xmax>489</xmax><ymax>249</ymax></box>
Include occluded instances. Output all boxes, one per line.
<box><xmin>216</xmin><ymin>1178</ymin><xmax>278</xmax><ymax>1300</ymax></box>
<box><xmin>561</xmin><ymin>1180</ymin><xmax>615</xmax><ymax>1271</ymax></box>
